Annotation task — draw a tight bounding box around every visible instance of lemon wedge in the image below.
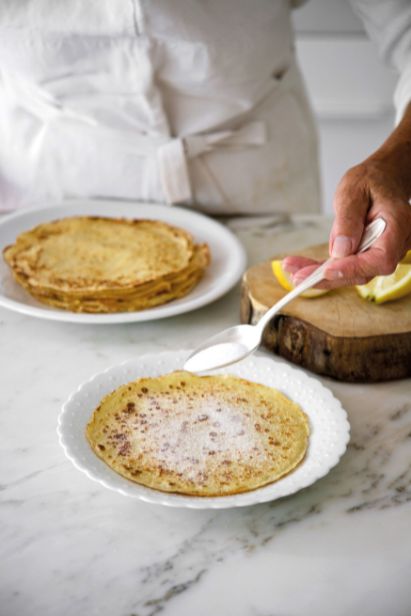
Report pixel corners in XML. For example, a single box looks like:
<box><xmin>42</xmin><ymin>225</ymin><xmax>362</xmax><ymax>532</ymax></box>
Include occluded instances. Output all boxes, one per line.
<box><xmin>400</xmin><ymin>249</ymin><xmax>411</xmax><ymax>265</ymax></box>
<box><xmin>356</xmin><ymin>263</ymin><xmax>411</xmax><ymax>304</ymax></box>
<box><xmin>271</xmin><ymin>260</ymin><xmax>329</xmax><ymax>298</ymax></box>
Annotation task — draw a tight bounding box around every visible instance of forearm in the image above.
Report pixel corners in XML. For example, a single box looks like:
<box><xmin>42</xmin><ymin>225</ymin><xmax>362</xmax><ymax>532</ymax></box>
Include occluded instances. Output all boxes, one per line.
<box><xmin>366</xmin><ymin>102</ymin><xmax>411</xmax><ymax>201</ymax></box>
<box><xmin>283</xmin><ymin>102</ymin><xmax>411</xmax><ymax>289</ymax></box>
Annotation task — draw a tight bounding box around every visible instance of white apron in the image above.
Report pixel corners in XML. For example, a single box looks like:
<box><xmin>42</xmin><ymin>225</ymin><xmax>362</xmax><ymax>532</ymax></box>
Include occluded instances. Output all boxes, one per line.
<box><xmin>0</xmin><ymin>0</ymin><xmax>321</xmax><ymax>215</ymax></box>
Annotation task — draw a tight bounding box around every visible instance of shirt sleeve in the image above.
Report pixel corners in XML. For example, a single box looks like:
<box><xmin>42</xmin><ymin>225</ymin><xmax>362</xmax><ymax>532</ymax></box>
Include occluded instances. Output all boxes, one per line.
<box><xmin>349</xmin><ymin>0</ymin><xmax>411</xmax><ymax>124</ymax></box>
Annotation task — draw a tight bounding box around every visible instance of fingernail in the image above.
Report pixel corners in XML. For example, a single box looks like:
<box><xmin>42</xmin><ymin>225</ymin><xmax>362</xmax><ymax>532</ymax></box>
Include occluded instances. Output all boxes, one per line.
<box><xmin>292</xmin><ymin>275</ymin><xmax>304</xmax><ymax>285</ymax></box>
<box><xmin>282</xmin><ymin>263</ymin><xmax>299</xmax><ymax>274</ymax></box>
<box><xmin>323</xmin><ymin>269</ymin><xmax>344</xmax><ymax>280</ymax></box>
<box><xmin>332</xmin><ymin>235</ymin><xmax>352</xmax><ymax>259</ymax></box>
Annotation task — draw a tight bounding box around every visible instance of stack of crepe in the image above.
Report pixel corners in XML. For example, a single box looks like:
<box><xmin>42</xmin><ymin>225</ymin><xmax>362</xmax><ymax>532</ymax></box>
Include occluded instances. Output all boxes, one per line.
<box><xmin>3</xmin><ymin>216</ymin><xmax>210</xmax><ymax>313</ymax></box>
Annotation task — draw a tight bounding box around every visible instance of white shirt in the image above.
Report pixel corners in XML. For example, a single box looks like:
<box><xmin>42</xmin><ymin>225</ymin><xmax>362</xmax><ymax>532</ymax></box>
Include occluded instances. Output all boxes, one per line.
<box><xmin>348</xmin><ymin>0</ymin><xmax>411</xmax><ymax>125</ymax></box>
<box><xmin>0</xmin><ymin>0</ymin><xmax>322</xmax><ymax>214</ymax></box>
<box><xmin>0</xmin><ymin>0</ymin><xmax>410</xmax><ymax>214</ymax></box>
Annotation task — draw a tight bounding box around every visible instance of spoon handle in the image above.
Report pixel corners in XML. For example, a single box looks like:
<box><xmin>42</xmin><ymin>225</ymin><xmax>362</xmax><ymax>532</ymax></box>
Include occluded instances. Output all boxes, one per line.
<box><xmin>256</xmin><ymin>217</ymin><xmax>387</xmax><ymax>334</ymax></box>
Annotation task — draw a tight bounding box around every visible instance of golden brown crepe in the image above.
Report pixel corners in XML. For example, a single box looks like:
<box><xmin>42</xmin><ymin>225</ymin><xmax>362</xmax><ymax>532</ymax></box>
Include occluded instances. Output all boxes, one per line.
<box><xmin>86</xmin><ymin>371</ymin><xmax>309</xmax><ymax>496</ymax></box>
<box><xmin>3</xmin><ymin>217</ymin><xmax>210</xmax><ymax>312</ymax></box>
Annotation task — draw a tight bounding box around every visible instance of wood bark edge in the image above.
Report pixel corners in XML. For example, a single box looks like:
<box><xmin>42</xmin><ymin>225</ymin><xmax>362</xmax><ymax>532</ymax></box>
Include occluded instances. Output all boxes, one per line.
<box><xmin>241</xmin><ymin>278</ymin><xmax>411</xmax><ymax>383</ymax></box>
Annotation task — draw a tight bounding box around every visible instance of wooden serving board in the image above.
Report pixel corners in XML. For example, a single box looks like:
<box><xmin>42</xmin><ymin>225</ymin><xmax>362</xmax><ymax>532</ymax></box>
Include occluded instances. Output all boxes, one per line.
<box><xmin>241</xmin><ymin>243</ymin><xmax>411</xmax><ymax>382</ymax></box>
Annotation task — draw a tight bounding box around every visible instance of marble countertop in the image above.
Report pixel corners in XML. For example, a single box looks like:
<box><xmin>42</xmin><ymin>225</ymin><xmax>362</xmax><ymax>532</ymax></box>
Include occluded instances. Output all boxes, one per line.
<box><xmin>1</xmin><ymin>214</ymin><xmax>411</xmax><ymax>616</ymax></box>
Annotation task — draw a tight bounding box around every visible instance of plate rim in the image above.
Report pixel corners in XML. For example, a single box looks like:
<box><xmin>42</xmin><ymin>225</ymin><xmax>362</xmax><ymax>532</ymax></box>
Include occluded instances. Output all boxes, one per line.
<box><xmin>57</xmin><ymin>350</ymin><xmax>351</xmax><ymax>509</ymax></box>
<box><xmin>0</xmin><ymin>200</ymin><xmax>247</xmax><ymax>323</ymax></box>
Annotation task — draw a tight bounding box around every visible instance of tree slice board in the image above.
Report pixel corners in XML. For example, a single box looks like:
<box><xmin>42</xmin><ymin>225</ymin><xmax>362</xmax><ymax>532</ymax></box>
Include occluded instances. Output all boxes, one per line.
<box><xmin>241</xmin><ymin>243</ymin><xmax>411</xmax><ymax>382</ymax></box>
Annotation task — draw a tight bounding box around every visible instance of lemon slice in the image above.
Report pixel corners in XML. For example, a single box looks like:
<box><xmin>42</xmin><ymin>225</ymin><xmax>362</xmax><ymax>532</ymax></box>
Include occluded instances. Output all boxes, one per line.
<box><xmin>271</xmin><ymin>260</ymin><xmax>329</xmax><ymax>298</ymax></box>
<box><xmin>400</xmin><ymin>250</ymin><xmax>411</xmax><ymax>265</ymax></box>
<box><xmin>356</xmin><ymin>263</ymin><xmax>411</xmax><ymax>304</ymax></box>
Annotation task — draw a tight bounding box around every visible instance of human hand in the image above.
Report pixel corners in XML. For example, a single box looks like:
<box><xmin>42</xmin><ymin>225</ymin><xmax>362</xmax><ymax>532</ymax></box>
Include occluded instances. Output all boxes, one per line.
<box><xmin>282</xmin><ymin>109</ymin><xmax>411</xmax><ymax>290</ymax></box>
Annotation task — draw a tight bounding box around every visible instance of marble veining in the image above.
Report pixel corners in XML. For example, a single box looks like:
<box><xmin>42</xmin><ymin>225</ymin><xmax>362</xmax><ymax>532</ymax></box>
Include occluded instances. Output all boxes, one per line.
<box><xmin>1</xmin><ymin>214</ymin><xmax>411</xmax><ymax>616</ymax></box>
<box><xmin>113</xmin><ymin>381</ymin><xmax>411</xmax><ymax>616</ymax></box>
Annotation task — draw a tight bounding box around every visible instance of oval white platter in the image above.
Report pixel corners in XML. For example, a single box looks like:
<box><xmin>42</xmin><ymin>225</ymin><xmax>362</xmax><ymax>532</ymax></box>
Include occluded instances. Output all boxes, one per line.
<box><xmin>58</xmin><ymin>350</ymin><xmax>350</xmax><ymax>509</ymax></box>
<box><xmin>0</xmin><ymin>200</ymin><xmax>246</xmax><ymax>323</ymax></box>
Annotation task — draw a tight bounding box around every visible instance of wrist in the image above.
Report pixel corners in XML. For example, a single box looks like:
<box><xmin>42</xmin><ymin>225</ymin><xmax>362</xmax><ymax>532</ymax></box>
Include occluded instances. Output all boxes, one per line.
<box><xmin>365</xmin><ymin>103</ymin><xmax>411</xmax><ymax>200</ymax></box>
<box><xmin>365</xmin><ymin>143</ymin><xmax>411</xmax><ymax>201</ymax></box>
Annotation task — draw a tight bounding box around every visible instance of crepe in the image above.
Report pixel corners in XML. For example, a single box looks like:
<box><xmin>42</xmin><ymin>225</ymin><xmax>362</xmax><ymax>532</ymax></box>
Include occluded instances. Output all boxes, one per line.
<box><xmin>3</xmin><ymin>217</ymin><xmax>210</xmax><ymax>312</ymax></box>
<box><xmin>86</xmin><ymin>371</ymin><xmax>309</xmax><ymax>496</ymax></box>
<box><xmin>11</xmin><ymin>243</ymin><xmax>209</xmax><ymax>313</ymax></box>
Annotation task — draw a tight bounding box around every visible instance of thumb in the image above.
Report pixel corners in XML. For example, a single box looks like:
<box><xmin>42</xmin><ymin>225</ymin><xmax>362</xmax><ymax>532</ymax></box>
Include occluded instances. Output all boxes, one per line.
<box><xmin>330</xmin><ymin>168</ymin><xmax>370</xmax><ymax>258</ymax></box>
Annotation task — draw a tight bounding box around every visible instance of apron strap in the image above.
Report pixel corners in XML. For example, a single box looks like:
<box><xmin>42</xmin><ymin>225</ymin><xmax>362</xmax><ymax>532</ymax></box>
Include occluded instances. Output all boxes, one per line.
<box><xmin>157</xmin><ymin>121</ymin><xmax>266</xmax><ymax>204</ymax></box>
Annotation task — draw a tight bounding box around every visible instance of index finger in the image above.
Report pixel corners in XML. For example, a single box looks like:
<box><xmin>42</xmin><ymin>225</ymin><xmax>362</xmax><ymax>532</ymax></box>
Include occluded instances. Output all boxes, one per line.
<box><xmin>323</xmin><ymin>230</ymin><xmax>398</xmax><ymax>282</ymax></box>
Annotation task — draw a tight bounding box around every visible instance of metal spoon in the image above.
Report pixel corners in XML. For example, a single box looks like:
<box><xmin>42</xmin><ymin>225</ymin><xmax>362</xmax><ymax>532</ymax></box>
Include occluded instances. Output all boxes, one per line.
<box><xmin>184</xmin><ymin>218</ymin><xmax>387</xmax><ymax>373</ymax></box>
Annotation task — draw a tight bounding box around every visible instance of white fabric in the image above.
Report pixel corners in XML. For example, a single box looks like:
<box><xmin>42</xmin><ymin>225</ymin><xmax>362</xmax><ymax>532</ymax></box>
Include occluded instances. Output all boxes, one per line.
<box><xmin>157</xmin><ymin>121</ymin><xmax>267</xmax><ymax>204</ymax></box>
<box><xmin>349</xmin><ymin>0</ymin><xmax>411</xmax><ymax>124</ymax></box>
<box><xmin>157</xmin><ymin>138</ymin><xmax>192</xmax><ymax>205</ymax></box>
<box><xmin>0</xmin><ymin>0</ymin><xmax>321</xmax><ymax>214</ymax></box>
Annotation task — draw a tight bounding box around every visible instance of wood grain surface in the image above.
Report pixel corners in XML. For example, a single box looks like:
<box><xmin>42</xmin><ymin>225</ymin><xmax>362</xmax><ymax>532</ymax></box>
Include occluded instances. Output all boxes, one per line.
<box><xmin>241</xmin><ymin>244</ymin><xmax>411</xmax><ymax>382</ymax></box>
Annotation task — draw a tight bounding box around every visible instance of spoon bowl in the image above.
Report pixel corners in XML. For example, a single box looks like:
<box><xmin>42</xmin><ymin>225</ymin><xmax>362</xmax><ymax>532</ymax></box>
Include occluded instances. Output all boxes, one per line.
<box><xmin>184</xmin><ymin>325</ymin><xmax>260</xmax><ymax>372</ymax></box>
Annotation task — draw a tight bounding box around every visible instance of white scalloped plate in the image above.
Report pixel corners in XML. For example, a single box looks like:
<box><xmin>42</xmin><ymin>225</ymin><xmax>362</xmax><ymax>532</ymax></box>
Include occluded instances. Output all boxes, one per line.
<box><xmin>0</xmin><ymin>201</ymin><xmax>246</xmax><ymax>323</ymax></box>
<box><xmin>58</xmin><ymin>351</ymin><xmax>350</xmax><ymax>509</ymax></box>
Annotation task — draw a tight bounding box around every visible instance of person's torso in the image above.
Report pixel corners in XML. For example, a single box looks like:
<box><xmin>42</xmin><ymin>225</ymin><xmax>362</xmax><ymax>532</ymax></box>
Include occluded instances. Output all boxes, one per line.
<box><xmin>0</xmin><ymin>0</ymin><xmax>320</xmax><ymax>214</ymax></box>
